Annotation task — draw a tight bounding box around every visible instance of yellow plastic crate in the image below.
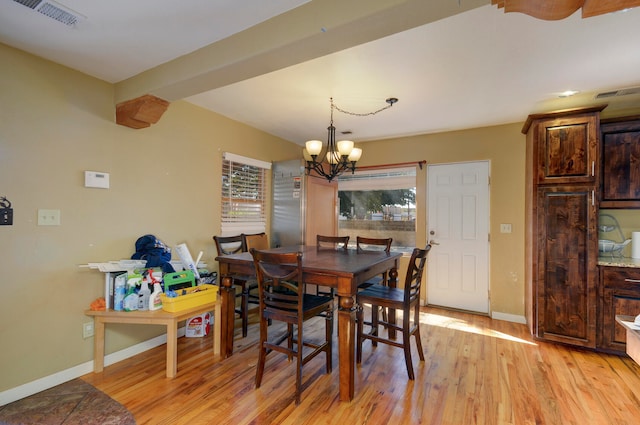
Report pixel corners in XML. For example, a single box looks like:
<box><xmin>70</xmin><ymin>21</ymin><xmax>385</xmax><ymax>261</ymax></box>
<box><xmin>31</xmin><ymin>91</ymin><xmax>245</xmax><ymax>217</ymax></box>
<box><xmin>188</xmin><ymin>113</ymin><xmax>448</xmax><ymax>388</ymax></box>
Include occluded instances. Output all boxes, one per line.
<box><xmin>160</xmin><ymin>284</ymin><xmax>217</xmax><ymax>313</ymax></box>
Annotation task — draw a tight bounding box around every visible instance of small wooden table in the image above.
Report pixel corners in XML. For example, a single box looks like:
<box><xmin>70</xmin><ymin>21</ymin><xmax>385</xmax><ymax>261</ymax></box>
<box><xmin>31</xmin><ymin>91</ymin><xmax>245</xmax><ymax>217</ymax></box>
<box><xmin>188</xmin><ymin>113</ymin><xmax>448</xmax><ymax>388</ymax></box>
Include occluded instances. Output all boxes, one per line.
<box><xmin>616</xmin><ymin>315</ymin><xmax>640</xmax><ymax>365</ymax></box>
<box><xmin>85</xmin><ymin>301</ymin><xmax>221</xmax><ymax>378</ymax></box>
<box><xmin>216</xmin><ymin>245</ymin><xmax>401</xmax><ymax>401</ymax></box>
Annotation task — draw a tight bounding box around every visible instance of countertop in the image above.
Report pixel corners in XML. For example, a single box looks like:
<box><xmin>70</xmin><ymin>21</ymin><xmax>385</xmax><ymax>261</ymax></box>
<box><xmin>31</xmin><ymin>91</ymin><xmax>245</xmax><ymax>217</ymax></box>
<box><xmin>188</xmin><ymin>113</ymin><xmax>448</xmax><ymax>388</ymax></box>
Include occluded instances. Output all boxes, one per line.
<box><xmin>598</xmin><ymin>256</ymin><xmax>640</xmax><ymax>268</ymax></box>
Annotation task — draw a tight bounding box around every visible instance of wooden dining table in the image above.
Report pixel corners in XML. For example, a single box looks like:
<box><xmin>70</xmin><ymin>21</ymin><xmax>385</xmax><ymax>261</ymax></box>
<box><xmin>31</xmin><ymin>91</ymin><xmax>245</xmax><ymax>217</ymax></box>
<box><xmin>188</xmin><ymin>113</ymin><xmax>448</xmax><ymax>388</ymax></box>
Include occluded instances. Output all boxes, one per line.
<box><xmin>215</xmin><ymin>245</ymin><xmax>401</xmax><ymax>401</ymax></box>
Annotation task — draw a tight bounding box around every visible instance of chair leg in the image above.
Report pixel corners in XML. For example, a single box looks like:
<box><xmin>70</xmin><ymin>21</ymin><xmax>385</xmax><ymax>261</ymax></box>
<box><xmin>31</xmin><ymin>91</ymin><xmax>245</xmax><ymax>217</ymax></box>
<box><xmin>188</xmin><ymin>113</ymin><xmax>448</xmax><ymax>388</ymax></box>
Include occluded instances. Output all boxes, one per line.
<box><xmin>325</xmin><ymin>305</ymin><xmax>333</xmax><ymax>373</ymax></box>
<box><xmin>414</xmin><ymin>306</ymin><xmax>425</xmax><ymax>361</ymax></box>
<box><xmin>255</xmin><ymin>319</ymin><xmax>268</xmax><ymax>388</ymax></box>
<box><xmin>371</xmin><ymin>304</ymin><xmax>379</xmax><ymax>347</ymax></box>
<box><xmin>403</xmin><ymin>316</ymin><xmax>414</xmax><ymax>380</ymax></box>
<box><xmin>356</xmin><ymin>304</ymin><xmax>364</xmax><ymax>364</ymax></box>
<box><xmin>241</xmin><ymin>286</ymin><xmax>249</xmax><ymax>337</ymax></box>
<box><xmin>295</xmin><ymin>324</ymin><xmax>304</xmax><ymax>405</ymax></box>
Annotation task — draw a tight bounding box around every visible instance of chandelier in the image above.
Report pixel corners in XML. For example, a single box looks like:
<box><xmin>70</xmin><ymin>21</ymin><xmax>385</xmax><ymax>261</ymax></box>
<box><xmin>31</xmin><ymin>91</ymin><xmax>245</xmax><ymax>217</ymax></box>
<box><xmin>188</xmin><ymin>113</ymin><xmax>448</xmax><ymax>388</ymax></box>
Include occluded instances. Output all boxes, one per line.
<box><xmin>303</xmin><ymin>97</ymin><xmax>398</xmax><ymax>182</ymax></box>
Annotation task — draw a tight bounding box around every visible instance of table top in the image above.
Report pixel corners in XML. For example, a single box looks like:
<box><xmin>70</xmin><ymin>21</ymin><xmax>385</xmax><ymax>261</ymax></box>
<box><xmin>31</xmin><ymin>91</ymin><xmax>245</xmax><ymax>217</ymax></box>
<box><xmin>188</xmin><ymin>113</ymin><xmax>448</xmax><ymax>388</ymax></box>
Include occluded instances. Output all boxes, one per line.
<box><xmin>216</xmin><ymin>245</ymin><xmax>401</xmax><ymax>277</ymax></box>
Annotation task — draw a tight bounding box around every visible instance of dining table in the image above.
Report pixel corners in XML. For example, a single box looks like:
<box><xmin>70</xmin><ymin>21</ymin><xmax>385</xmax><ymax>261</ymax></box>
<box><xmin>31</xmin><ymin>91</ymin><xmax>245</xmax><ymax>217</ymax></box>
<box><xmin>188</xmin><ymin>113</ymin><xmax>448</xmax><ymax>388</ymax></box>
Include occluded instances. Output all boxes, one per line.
<box><xmin>215</xmin><ymin>245</ymin><xmax>402</xmax><ymax>401</ymax></box>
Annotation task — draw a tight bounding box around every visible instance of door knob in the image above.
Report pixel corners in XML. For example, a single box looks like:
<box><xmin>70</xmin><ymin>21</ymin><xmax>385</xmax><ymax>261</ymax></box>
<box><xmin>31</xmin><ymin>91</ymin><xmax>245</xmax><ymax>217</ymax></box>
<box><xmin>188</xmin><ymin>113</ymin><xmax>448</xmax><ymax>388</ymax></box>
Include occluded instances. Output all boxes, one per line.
<box><xmin>429</xmin><ymin>240</ymin><xmax>440</xmax><ymax>245</ymax></box>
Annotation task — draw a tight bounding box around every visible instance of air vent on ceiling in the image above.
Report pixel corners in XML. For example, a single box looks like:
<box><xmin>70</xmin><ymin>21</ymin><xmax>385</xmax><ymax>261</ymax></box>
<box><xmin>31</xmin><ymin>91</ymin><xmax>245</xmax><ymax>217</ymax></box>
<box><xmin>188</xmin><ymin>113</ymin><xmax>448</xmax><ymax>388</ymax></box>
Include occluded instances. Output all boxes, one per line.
<box><xmin>12</xmin><ymin>0</ymin><xmax>86</xmax><ymax>27</ymax></box>
<box><xmin>595</xmin><ymin>86</ymin><xmax>640</xmax><ymax>99</ymax></box>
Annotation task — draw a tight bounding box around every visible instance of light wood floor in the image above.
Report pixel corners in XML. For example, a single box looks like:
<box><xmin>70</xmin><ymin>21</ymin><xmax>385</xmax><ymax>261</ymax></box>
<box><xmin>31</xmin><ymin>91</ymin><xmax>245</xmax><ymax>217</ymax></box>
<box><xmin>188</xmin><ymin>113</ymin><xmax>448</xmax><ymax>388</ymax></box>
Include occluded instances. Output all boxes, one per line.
<box><xmin>81</xmin><ymin>307</ymin><xmax>640</xmax><ymax>424</ymax></box>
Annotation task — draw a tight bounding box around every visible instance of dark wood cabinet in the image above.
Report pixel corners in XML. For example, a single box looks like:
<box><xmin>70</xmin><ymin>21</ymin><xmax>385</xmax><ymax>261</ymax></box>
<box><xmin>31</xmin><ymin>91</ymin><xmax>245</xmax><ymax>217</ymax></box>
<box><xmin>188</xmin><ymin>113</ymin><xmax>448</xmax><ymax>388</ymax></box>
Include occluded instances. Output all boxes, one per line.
<box><xmin>599</xmin><ymin>267</ymin><xmax>640</xmax><ymax>353</ymax></box>
<box><xmin>536</xmin><ymin>185</ymin><xmax>598</xmax><ymax>347</ymax></box>
<box><xmin>600</xmin><ymin>117</ymin><xmax>640</xmax><ymax>208</ymax></box>
<box><xmin>522</xmin><ymin>106</ymin><xmax>605</xmax><ymax>348</ymax></box>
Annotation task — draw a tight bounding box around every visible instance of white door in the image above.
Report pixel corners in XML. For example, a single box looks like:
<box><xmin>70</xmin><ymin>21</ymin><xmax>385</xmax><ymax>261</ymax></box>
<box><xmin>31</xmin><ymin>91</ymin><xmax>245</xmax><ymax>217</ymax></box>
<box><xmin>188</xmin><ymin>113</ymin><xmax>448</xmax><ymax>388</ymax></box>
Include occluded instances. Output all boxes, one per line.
<box><xmin>427</xmin><ymin>161</ymin><xmax>490</xmax><ymax>313</ymax></box>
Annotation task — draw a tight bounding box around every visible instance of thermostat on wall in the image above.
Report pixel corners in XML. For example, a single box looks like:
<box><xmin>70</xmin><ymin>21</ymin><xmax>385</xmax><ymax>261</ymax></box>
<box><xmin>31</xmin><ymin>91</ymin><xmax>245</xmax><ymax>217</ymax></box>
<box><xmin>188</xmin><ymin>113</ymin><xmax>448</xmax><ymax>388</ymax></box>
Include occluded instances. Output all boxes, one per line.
<box><xmin>84</xmin><ymin>171</ymin><xmax>110</xmax><ymax>189</ymax></box>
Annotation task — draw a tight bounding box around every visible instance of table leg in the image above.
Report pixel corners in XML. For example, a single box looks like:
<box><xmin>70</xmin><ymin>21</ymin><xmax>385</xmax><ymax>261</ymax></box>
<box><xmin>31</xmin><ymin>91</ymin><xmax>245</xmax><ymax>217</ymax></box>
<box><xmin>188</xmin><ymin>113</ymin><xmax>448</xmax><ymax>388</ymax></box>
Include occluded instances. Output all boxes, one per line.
<box><xmin>166</xmin><ymin>321</ymin><xmax>178</xmax><ymax>378</ymax></box>
<box><xmin>213</xmin><ymin>296</ymin><xmax>222</xmax><ymax>355</ymax></box>
<box><xmin>93</xmin><ymin>318</ymin><xmax>105</xmax><ymax>373</ymax></box>
<box><xmin>338</xmin><ymin>295</ymin><xmax>356</xmax><ymax>401</ymax></box>
<box><xmin>219</xmin><ymin>276</ymin><xmax>236</xmax><ymax>358</ymax></box>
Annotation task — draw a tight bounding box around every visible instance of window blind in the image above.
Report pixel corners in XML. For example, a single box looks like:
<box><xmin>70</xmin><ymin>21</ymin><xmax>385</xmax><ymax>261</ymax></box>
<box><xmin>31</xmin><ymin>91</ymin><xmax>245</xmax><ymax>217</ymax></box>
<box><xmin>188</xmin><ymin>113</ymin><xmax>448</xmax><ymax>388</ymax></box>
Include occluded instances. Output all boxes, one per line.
<box><xmin>221</xmin><ymin>155</ymin><xmax>268</xmax><ymax>236</ymax></box>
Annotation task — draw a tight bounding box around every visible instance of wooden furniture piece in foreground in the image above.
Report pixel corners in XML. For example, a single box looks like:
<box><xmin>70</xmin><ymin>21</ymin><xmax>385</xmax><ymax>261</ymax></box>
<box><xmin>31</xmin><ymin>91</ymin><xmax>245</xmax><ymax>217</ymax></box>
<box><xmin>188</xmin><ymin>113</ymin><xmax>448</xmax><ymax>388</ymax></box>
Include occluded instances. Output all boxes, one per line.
<box><xmin>115</xmin><ymin>94</ymin><xmax>169</xmax><ymax>129</ymax></box>
<box><xmin>214</xmin><ymin>234</ymin><xmax>258</xmax><ymax>337</ymax></box>
<box><xmin>85</xmin><ymin>300</ymin><xmax>220</xmax><ymax>378</ymax></box>
<box><xmin>251</xmin><ymin>249</ymin><xmax>334</xmax><ymax>405</ymax></box>
<box><xmin>615</xmin><ymin>315</ymin><xmax>640</xmax><ymax>366</ymax></box>
<box><xmin>216</xmin><ymin>245</ymin><xmax>401</xmax><ymax>402</ymax></box>
<box><xmin>357</xmin><ymin>245</ymin><xmax>430</xmax><ymax>380</ymax></box>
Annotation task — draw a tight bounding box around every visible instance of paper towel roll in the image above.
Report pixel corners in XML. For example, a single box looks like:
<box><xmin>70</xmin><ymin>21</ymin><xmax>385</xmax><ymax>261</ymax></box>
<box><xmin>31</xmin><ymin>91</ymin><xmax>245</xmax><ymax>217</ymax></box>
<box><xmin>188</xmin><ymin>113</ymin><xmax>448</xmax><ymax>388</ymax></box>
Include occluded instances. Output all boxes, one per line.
<box><xmin>632</xmin><ymin>232</ymin><xmax>640</xmax><ymax>259</ymax></box>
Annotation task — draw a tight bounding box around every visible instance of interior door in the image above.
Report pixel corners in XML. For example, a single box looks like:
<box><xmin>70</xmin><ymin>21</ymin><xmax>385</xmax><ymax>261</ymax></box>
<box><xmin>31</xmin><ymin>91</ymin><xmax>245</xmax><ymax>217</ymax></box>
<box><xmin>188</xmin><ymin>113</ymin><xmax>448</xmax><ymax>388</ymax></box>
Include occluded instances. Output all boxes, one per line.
<box><xmin>427</xmin><ymin>161</ymin><xmax>490</xmax><ymax>313</ymax></box>
<box><xmin>305</xmin><ymin>174</ymin><xmax>338</xmax><ymax>243</ymax></box>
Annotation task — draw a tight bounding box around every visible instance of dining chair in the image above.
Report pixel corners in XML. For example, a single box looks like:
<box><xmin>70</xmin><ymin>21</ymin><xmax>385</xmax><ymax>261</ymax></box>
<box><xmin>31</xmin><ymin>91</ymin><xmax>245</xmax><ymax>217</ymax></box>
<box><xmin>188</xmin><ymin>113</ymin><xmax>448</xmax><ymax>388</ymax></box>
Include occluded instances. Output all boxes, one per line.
<box><xmin>242</xmin><ymin>232</ymin><xmax>270</xmax><ymax>251</ymax></box>
<box><xmin>250</xmin><ymin>248</ymin><xmax>334</xmax><ymax>405</ymax></box>
<box><xmin>316</xmin><ymin>234</ymin><xmax>350</xmax><ymax>251</ymax></box>
<box><xmin>213</xmin><ymin>234</ymin><xmax>258</xmax><ymax>337</ymax></box>
<box><xmin>313</xmin><ymin>235</ymin><xmax>350</xmax><ymax>297</ymax></box>
<box><xmin>356</xmin><ymin>245</ymin><xmax>431</xmax><ymax>380</ymax></box>
<box><xmin>356</xmin><ymin>236</ymin><xmax>393</xmax><ymax>289</ymax></box>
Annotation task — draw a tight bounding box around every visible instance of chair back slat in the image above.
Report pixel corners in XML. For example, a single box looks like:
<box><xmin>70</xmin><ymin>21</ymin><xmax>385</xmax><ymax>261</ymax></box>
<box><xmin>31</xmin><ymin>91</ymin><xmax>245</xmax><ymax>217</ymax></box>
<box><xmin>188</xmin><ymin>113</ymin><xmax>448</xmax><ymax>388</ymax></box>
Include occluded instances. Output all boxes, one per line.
<box><xmin>316</xmin><ymin>235</ymin><xmax>349</xmax><ymax>251</ymax></box>
<box><xmin>251</xmin><ymin>249</ymin><xmax>303</xmax><ymax>321</ymax></box>
<box><xmin>404</xmin><ymin>244</ymin><xmax>431</xmax><ymax>302</ymax></box>
<box><xmin>356</xmin><ymin>236</ymin><xmax>392</xmax><ymax>253</ymax></box>
<box><xmin>213</xmin><ymin>234</ymin><xmax>245</xmax><ymax>255</ymax></box>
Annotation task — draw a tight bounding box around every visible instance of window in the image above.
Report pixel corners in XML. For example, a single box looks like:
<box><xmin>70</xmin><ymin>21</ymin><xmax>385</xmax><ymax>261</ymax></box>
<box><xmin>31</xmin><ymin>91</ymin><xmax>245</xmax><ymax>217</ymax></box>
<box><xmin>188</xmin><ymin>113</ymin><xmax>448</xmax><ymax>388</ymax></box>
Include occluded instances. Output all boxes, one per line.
<box><xmin>338</xmin><ymin>167</ymin><xmax>416</xmax><ymax>252</ymax></box>
<box><xmin>221</xmin><ymin>152</ymin><xmax>271</xmax><ymax>236</ymax></box>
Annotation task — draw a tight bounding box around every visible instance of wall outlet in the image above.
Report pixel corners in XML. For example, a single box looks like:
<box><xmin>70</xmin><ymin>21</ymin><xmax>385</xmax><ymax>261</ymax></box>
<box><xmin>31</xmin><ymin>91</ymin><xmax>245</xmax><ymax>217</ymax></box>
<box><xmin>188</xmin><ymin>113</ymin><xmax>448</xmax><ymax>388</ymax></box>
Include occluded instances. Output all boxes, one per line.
<box><xmin>500</xmin><ymin>223</ymin><xmax>512</xmax><ymax>233</ymax></box>
<box><xmin>83</xmin><ymin>321</ymin><xmax>94</xmax><ymax>339</ymax></box>
<box><xmin>38</xmin><ymin>209</ymin><xmax>61</xmax><ymax>226</ymax></box>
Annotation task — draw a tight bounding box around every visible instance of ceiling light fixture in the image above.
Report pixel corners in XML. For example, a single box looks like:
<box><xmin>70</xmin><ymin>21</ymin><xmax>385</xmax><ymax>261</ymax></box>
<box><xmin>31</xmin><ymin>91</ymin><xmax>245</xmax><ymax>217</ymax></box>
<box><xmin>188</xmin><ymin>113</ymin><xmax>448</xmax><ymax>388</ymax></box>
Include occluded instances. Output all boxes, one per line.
<box><xmin>303</xmin><ymin>97</ymin><xmax>398</xmax><ymax>182</ymax></box>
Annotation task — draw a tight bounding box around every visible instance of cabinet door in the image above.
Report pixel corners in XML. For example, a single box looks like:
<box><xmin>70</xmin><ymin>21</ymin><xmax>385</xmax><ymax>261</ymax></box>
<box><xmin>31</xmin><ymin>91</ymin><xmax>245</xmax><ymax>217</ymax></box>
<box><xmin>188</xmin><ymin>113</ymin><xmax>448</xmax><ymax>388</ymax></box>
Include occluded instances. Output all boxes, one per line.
<box><xmin>536</xmin><ymin>114</ymin><xmax>599</xmax><ymax>185</ymax></box>
<box><xmin>536</xmin><ymin>185</ymin><xmax>597</xmax><ymax>347</ymax></box>
<box><xmin>599</xmin><ymin>267</ymin><xmax>640</xmax><ymax>353</ymax></box>
<box><xmin>601</xmin><ymin>119</ymin><xmax>640</xmax><ymax>208</ymax></box>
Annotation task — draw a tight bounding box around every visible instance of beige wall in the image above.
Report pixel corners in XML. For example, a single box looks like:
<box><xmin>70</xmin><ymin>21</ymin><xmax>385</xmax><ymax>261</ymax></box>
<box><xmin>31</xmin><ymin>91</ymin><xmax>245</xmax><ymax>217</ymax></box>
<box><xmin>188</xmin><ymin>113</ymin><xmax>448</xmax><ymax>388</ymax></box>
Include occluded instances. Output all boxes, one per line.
<box><xmin>0</xmin><ymin>44</ymin><xmax>300</xmax><ymax>392</ymax></box>
<box><xmin>358</xmin><ymin>123</ymin><xmax>526</xmax><ymax>318</ymax></box>
<box><xmin>0</xmin><ymin>42</ymin><xmax>526</xmax><ymax>394</ymax></box>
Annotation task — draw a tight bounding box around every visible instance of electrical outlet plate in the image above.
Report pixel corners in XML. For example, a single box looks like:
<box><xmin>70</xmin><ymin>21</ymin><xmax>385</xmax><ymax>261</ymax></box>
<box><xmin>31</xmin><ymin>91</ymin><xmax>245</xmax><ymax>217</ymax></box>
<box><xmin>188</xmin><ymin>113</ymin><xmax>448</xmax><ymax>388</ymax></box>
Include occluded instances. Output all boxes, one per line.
<box><xmin>500</xmin><ymin>223</ymin><xmax>512</xmax><ymax>233</ymax></box>
<box><xmin>83</xmin><ymin>321</ymin><xmax>94</xmax><ymax>338</ymax></box>
<box><xmin>38</xmin><ymin>209</ymin><xmax>60</xmax><ymax>226</ymax></box>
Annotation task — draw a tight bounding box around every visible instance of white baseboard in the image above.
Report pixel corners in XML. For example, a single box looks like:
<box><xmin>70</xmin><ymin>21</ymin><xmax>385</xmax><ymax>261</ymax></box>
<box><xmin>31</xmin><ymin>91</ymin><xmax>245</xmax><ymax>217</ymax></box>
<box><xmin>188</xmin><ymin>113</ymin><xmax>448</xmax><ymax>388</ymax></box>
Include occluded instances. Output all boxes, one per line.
<box><xmin>491</xmin><ymin>311</ymin><xmax>526</xmax><ymax>324</ymax></box>
<box><xmin>0</xmin><ymin>327</ymin><xmax>185</xmax><ymax>407</ymax></box>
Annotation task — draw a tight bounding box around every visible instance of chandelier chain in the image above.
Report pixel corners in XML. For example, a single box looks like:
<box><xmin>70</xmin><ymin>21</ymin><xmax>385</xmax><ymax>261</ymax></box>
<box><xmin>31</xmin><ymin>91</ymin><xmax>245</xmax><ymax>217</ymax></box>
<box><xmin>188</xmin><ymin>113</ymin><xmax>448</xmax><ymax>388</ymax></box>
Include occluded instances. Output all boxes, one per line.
<box><xmin>332</xmin><ymin>97</ymin><xmax>397</xmax><ymax>117</ymax></box>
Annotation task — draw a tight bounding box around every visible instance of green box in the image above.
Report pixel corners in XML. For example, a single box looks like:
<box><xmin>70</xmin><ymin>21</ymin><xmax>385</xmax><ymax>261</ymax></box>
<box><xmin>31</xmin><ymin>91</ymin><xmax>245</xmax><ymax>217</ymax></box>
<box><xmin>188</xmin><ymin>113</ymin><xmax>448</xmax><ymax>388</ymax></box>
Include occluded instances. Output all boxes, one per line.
<box><xmin>163</xmin><ymin>270</ymin><xmax>196</xmax><ymax>292</ymax></box>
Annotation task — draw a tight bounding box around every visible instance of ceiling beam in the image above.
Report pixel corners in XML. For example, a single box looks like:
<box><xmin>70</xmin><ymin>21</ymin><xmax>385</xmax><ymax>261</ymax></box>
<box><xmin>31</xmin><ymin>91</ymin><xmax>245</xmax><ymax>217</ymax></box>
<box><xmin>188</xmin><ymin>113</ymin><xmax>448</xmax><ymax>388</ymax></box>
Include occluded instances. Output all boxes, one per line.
<box><xmin>114</xmin><ymin>0</ymin><xmax>487</xmax><ymax>106</ymax></box>
<box><xmin>491</xmin><ymin>0</ymin><xmax>640</xmax><ymax>20</ymax></box>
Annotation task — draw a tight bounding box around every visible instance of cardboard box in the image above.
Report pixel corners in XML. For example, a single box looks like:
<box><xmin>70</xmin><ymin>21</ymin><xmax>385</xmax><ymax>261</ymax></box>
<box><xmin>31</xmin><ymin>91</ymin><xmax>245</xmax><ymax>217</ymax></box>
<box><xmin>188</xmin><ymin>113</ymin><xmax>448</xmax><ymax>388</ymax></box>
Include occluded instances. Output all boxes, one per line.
<box><xmin>185</xmin><ymin>312</ymin><xmax>211</xmax><ymax>337</ymax></box>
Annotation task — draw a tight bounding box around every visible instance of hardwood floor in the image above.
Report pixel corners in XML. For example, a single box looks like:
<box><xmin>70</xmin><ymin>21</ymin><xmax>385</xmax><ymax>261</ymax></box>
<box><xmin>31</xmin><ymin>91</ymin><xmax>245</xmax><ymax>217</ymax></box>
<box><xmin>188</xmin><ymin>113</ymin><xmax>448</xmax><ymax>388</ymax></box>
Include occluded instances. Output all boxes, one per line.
<box><xmin>81</xmin><ymin>307</ymin><xmax>640</xmax><ymax>424</ymax></box>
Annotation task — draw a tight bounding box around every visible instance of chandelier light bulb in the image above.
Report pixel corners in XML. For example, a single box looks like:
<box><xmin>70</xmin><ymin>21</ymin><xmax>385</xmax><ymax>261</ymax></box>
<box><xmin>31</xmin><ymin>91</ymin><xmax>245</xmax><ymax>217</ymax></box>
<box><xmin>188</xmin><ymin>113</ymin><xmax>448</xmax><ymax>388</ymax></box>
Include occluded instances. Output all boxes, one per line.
<box><xmin>305</xmin><ymin>140</ymin><xmax>323</xmax><ymax>156</ymax></box>
<box><xmin>302</xmin><ymin>148</ymin><xmax>313</xmax><ymax>162</ymax></box>
<box><xmin>337</xmin><ymin>140</ymin><xmax>354</xmax><ymax>156</ymax></box>
<box><xmin>348</xmin><ymin>147</ymin><xmax>362</xmax><ymax>162</ymax></box>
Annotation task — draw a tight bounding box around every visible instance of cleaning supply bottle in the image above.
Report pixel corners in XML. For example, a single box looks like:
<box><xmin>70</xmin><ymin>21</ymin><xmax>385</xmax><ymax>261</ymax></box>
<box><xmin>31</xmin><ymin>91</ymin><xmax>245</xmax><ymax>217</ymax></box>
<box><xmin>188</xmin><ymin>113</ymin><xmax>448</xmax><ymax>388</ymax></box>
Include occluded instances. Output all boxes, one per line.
<box><xmin>113</xmin><ymin>275</ymin><xmax>126</xmax><ymax>311</ymax></box>
<box><xmin>123</xmin><ymin>278</ymin><xmax>140</xmax><ymax>312</ymax></box>
<box><xmin>148</xmin><ymin>270</ymin><xmax>163</xmax><ymax>311</ymax></box>
<box><xmin>149</xmin><ymin>282</ymin><xmax>163</xmax><ymax>311</ymax></box>
<box><xmin>138</xmin><ymin>273</ymin><xmax>151</xmax><ymax>311</ymax></box>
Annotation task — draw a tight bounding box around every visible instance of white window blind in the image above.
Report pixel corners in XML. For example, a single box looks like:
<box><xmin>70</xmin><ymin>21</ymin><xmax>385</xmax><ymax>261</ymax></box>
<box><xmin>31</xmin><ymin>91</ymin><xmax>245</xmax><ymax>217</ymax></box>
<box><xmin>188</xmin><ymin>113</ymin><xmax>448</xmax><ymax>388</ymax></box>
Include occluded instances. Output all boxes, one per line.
<box><xmin>221</xmin><ymin>153</ymin><xmax>270</xmax><ymax>236</ymax></box>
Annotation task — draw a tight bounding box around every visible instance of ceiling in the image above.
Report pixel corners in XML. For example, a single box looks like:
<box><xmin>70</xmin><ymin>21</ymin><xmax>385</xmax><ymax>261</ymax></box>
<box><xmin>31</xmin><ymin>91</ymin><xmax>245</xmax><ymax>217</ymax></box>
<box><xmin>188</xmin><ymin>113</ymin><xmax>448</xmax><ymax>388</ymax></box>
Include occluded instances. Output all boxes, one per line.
<box><xmin>1</xmin><ymin>0</ymin><xmax>640</xmax><ymax>146</ymax></box>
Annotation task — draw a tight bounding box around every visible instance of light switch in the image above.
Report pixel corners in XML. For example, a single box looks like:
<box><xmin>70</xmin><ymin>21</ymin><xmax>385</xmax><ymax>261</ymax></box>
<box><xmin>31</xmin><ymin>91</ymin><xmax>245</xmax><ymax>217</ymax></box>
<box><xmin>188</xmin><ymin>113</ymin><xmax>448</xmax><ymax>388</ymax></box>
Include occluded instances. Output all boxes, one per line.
<box><xmin>38</xmin><ymin>209</ymin><xmax>61</xmax><ymax>226</ymax></box>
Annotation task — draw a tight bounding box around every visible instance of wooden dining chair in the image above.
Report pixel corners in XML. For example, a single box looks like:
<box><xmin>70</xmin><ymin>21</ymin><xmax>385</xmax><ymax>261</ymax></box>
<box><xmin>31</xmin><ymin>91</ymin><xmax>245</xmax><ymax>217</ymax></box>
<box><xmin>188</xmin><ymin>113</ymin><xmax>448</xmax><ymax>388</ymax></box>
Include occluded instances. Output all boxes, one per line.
<box><xmin>242</xmin><ymin>232</ymin><xmax>270</xmax><ymax>251</ymax></box>
<box><xmin>250</xmin><ymin>249</ymin><xmax>334</xmax><ymax>405</ymax></box>
<box><xmin>356</xmin><ymin>245</ymin><xmax>431</xmax><ymax>380</ymax></box>
<box><xmin>356</xmin><ymin>236</ymin><xmax>393</xmax><ymax>289</ymax></box>
<box><xmin>316</xmin><ymin>234</ymin><xmax>350</xmax><ymax>251</ymax></box>
<box><xmin>312</xmin><ymin>235</ymin><xmax>350</xmax><ymax>297</ymax></box>
<box><xmin>213</xmin><ymin>234</ymin><xmax>258</xmax><ymax>337</ymax></box>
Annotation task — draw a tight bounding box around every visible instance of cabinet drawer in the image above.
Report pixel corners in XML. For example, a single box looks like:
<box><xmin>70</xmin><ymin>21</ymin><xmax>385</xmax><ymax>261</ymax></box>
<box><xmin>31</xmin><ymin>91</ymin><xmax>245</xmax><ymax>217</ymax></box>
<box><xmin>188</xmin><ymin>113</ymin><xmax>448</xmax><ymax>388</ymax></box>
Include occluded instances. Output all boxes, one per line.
<box><xmin>602</xmin><ymin>267</ymin><xmax>640</xmax><ymax>289</ymax></box>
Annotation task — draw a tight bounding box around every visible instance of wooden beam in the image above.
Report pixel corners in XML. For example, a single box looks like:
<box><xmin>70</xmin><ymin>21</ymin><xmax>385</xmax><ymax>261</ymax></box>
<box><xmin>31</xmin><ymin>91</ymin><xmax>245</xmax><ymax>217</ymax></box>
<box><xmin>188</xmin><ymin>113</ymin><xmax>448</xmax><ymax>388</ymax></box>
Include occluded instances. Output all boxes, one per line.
<box><xmin>491</xmin><ymin>0</ymin><xmax>640</xmax><ymax>20</ymax></box>
<box><xmin>116</xmin><ymin>94</ymin><xmax>169</xmax><ymax>129</ymax></box>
